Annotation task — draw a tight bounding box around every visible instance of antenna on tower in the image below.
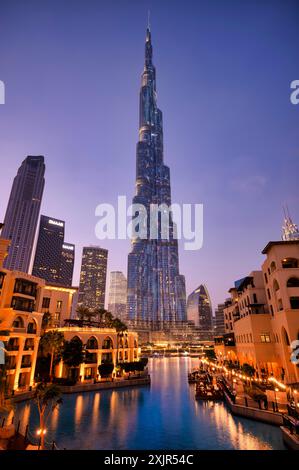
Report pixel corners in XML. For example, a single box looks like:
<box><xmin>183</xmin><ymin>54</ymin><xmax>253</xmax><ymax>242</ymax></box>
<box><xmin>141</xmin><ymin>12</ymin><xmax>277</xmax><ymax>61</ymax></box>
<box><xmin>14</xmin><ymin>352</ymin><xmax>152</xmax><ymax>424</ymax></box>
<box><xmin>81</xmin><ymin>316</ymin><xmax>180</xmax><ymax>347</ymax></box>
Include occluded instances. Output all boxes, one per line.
<box><xmin>147</xmin><ymin>9</ymin><xmax>151</xmax><ymax>31</ymax></box>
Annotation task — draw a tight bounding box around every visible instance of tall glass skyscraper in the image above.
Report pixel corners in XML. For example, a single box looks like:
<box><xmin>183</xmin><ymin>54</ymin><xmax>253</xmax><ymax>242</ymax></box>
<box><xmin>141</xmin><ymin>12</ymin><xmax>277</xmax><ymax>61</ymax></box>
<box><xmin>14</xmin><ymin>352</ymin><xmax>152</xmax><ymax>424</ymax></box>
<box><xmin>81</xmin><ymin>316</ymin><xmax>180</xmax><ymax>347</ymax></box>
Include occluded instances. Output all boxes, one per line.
<box><xmin>108</xmin><ymin>271</ymin><xmax>127</xmax><ymax>322</ymax></box>
<box><xmin>32</xmin><ymin>215</ymin><xmax>75</xmax><ymax>286</ymax></box>
<box><xmin>78</xmin><ymin>246</ymin><xmax>108</xmax><ymax>310</ymax></box>
<box><xmin>187</xmin><ymin>285</ymin><xmax>213</xmax><ymax>337</ymax></box>
<box><xmin>127</xmin><ymin>27</ymin><xmax>187</xmax><ymax>329</ymax></box>
<box><xmin>1</xmin><ymin>156</ymin><xmax>45</xmax><ymax>272</ymax></box>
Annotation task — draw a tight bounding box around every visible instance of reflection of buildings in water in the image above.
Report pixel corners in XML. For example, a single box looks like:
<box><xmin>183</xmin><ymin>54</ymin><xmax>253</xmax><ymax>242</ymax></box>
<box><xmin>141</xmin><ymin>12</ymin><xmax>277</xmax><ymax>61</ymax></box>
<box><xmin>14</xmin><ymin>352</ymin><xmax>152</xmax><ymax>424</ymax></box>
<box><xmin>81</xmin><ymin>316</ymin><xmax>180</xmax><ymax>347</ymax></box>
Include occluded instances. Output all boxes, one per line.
<box><xmin>50</xmin><ymin>405</ymin><xmax>59</xmax><ymax>431</ymax></box>
<box><xmin>74</xmin><ymin>395</ymin><xmax>84</xmax><ymax>426</ymax></box>
<box><xmin>194</xmin><ymin>401</ymin><xmax>272</xmax><ymax>450</ymax></box>
<box><xmin>91</xmin><ymin>393</ymin><xmax>100</xmax><ymax>431</ymax></box>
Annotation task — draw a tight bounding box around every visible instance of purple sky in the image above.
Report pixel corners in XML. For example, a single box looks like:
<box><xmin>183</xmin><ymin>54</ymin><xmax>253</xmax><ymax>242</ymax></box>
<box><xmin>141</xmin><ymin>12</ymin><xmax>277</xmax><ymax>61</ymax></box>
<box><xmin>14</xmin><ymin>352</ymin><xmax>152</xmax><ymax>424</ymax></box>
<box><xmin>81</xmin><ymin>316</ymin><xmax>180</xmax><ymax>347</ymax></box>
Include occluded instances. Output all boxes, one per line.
<box><xmin>0</xmin><ymin>0</ymin><xmax>299</xmax><ymax>310</ymax></box>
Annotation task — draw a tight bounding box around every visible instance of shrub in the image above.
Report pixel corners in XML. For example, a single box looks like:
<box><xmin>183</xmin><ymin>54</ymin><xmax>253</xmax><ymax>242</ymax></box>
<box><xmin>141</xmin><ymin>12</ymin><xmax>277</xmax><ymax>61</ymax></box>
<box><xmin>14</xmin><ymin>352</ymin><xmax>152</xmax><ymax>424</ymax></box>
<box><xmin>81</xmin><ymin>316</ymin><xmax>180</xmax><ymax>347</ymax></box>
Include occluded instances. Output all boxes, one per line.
<box><xmin>98</xmin><ymin>363</ymin><xmax>114</xmax><ymax>378</ymax></box>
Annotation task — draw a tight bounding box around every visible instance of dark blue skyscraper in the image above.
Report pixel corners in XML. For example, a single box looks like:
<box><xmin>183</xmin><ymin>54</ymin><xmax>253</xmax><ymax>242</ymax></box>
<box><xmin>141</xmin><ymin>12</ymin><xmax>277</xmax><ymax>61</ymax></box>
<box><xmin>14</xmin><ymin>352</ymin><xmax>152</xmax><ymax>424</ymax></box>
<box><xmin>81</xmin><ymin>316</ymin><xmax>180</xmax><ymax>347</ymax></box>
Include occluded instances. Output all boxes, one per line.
<box><xmin>32</xmin><ymin>215</ymin><xmax>75</xmax><ymax>286</ymax></box>
<box><xmin>1</xmin><ymin>156</ymin><xmax>45</xmax><ymax>273</ymax></box>
<box><xmin>127</xmin><ymin>27</ymin><xmax>186</xmax><ymax>329</ymax></box>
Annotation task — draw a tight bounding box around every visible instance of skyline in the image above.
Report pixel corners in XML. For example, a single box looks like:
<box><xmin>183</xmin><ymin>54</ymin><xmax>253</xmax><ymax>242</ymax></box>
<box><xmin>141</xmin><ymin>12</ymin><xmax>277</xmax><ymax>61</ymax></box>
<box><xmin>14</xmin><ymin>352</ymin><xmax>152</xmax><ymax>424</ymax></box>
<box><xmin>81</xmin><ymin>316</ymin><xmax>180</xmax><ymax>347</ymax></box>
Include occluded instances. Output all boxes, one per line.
<box><xmin>0</xmin><ymin>0</ymin><xmax>299</xmax><ymax>309</ymax></box>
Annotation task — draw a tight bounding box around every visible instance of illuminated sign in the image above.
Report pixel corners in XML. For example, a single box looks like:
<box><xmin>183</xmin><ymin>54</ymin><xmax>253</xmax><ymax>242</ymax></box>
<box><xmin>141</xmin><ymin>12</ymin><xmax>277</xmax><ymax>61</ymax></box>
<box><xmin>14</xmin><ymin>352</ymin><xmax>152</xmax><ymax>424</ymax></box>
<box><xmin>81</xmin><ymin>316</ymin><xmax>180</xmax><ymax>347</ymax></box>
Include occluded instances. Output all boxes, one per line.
<box><xmin>63</xmin><ymin>244</ymin><xmax>74</xmax><ymax>251</ymax></box>
<box><xmin>49</xmin><ymin>219</ymin><xmax>64</xmax><ymax>227</ymax></box>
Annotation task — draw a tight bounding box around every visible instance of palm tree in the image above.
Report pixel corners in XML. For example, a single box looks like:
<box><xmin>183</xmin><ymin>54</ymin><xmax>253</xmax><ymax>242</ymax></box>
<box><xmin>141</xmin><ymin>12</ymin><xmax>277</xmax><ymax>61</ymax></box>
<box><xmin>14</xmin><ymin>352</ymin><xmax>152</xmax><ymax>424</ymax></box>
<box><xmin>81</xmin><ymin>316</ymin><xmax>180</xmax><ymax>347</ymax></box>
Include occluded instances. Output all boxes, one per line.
<box><xmin>39</xmin><ymin>331</ymin><xmax>65</xmax><ymax>380</ymax></box>
<box><xmin>76</xmin><ymin>305</ymin><xmax>94</xmax><ymax>322</ymax></box>
<box><xmin>112</xmin><ymin>318</ymin><xmax>127</xmax><ymax>366</ymax></box>
<box><xmin>62</xmin><ymin>337</ymin><xmax>84</xmax><ymax>381</ymax></box>
<box><xmin>93</xmin><ymin>307</ymin><xmax>106</xmax><ymax>324</ymax></box>
<box><xmin>102</xmin><ymin>310</ymin><xmax>114</xmax><ymax>327</ymax></box>
<box><xmin>34</xmin><ymin>383</ymin><xmax>62</xmax><ymax>450</ymax></box>
<box><xmin>41</xmin><ymin>311</ymin><xmax>52</xmax><ymax>334</ymax></box>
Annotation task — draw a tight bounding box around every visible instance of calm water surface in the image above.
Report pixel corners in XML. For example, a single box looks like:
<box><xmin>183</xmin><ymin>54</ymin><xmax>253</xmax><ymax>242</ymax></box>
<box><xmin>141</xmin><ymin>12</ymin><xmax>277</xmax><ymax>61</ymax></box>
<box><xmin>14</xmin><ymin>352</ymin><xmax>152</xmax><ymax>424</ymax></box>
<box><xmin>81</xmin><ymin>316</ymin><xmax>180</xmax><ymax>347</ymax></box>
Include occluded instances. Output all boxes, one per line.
<box><xmin>15</xmin><ymin>357</ymin><xmax>285</xmax><ymax>449</ymax></box>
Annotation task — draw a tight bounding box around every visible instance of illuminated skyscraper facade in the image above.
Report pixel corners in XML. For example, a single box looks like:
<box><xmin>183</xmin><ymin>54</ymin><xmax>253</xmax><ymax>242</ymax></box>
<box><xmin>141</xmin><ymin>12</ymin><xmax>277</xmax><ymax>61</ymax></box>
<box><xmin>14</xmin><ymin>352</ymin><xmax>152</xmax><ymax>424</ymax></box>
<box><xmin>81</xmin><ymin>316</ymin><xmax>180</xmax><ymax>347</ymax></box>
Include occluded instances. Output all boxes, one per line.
<box><xmin>1</xmin><ymin>156</ymin><xmax>45</xmax><ymax>272</ymax></box>
<box><xmin>32</xmin><ymin>215</ymin><xmax>75</xmax><ymax>287</ymax></box>
<box><xmin>108</xmin><ymin>271</ymin><xmax>127</xmax><ymax>321</ymax></box>
<box><xmin>78</xmin><ymin>246</ymin><xmax>108</xmax><ymax>309</ymax></box>
<box><xmin>187</xmin><ymin>285</ymin><xmax>213</xmax><ymax>337</ymax></box>
<box><xmin>127</xmin><ymin>27</ymin><xmax>187</xmax><ymax>329</ymax></box>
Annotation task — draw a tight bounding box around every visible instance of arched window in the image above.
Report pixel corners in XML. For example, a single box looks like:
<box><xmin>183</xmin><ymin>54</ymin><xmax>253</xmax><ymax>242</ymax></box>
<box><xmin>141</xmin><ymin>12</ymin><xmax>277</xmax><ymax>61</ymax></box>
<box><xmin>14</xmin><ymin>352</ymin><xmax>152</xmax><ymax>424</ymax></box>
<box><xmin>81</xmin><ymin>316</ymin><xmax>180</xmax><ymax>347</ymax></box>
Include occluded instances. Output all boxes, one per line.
<box><xmin>273</xmin><ymin>280</ymin><xmax>280</xmax><ymax>292</ymax></box>
<box><xmin>134</xmin><ymin>339</ymin><xmax>138</xmax><ymax>349</ymax></box>
<box><xmin>124</xmin><ymin>337</ymin><xmax>129</xmax><ymax>348</ymax></box>
<box><xmin>71</xmin><ymin>336</ymin><xmax>82</xmax><ymax>344</ymax></box>
<box><xmin>287</xmin><ymin>277</ymin><xmax>299</xmax><ymax>288</ymax></box>
<box><xmin>86</xmin><ymin>336</ymin><xmax>98</xmax><ymax>350</ymax></box>
<box><xmin>102</xmin><ymin>337</ymin><xmax>113</xmax><ymax>349</ymax></box>
<box><xmin>282</xmin><ymin>258</ymin><xmax>298</xmax><ymax>269</ymax></box>
<box><xmin>282</xmin><ymin>327</ymin><xmax>290</xmax><ymax>346</ymax></box>
<box><xmin>12</xmin><ymin>316</ymin><xmax>24</xmax><ymax>329</ymax></box>
<box><xmin>27</xmin><ymin>320</ymin><xmax>37</xmax><ymax>334</ymax></box>
<box><xmin>270</xmin><ymin>261</ymin><xmax>276</xmax><ymax>273</ymax></box>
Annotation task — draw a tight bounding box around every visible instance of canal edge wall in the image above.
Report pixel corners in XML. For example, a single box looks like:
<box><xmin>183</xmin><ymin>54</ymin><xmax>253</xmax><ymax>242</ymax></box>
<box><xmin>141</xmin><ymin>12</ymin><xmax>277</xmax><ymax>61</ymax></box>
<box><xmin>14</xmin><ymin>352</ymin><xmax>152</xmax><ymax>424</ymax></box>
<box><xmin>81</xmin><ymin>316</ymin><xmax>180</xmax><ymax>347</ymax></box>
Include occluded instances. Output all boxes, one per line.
<box><xmin>58</xmin><ymin>376</ymin><xmax>151</xmax><ymax>394</ymax></box>
<box><xmin>280</xmin><ymin>427</ymin><xmax>299</xmax><ymax>450</ymax></box>
<box><xmin>223</xmin><ymin>391</ymin><xmax>284</xmax><ymax>426</ymax></box>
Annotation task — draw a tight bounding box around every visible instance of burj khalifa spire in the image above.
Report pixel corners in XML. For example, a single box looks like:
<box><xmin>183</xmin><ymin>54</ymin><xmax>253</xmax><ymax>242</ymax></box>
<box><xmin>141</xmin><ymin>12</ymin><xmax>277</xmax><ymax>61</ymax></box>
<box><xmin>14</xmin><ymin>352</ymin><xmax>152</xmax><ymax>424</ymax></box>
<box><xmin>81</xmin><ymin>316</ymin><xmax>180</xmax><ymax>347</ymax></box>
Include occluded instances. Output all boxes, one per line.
<box><xmin>127</xmin><ymin>25</ymin><xmax>187</xmax><ymax>330</ymax></box>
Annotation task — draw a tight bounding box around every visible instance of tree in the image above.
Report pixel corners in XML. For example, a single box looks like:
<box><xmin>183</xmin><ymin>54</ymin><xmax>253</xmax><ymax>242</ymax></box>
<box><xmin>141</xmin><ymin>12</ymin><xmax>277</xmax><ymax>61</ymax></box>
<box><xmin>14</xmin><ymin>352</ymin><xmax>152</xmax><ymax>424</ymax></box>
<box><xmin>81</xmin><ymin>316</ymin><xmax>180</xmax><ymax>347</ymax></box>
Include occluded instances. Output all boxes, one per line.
<box><xmin>41</xmin><ymin>312</ymin><xmax>52</xmax><ymax>334</ymax></box>
<box><xmin>98</xmin><ymin>363</ymin><xmax>114</xmax><ymax>378</ymax></box>
<box><xmin>241</xmin><ymin>363</ymin><xmax>255</xmax><ymax>377</ymax></box>
<box><xmin>76</xmin><ymin>305</ymin><xmax>94</xmax><ymax>322</ymax></box>
<box><xmin>0</xmin><ymin>328</ymin><xmax>11</xmax><ymax>412</ymax></box>
<box><xmin>39</xmin><ymin>331</ymin><xmax>65</xmax><ymax>380</ymax></box>
<box><xmin>34</xmin><ymin>383</ymin><xmax>62</xmax><ymax>450</ymax></box>
<box><xmin>62</xmin><ymin>337</ymin><xmax>84</xmax><ymax>380</ymax></box>
<box><xmin>93</xmin><ymin>307</ymin><xmax>107</xmax><ymax>324</ymax></box>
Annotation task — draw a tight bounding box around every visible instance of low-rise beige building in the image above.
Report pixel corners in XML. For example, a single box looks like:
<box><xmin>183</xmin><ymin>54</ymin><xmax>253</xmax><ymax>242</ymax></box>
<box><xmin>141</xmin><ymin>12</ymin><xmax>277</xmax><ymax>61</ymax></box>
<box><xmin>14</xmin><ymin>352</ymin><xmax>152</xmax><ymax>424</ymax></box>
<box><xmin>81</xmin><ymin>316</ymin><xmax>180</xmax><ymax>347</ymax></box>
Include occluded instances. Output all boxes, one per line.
<box><xmin>262</xmin><ymin>240</ymin><xmax>299</xmax><ymax>384</ymax></box>
<box><xmin>54</xmin><ymin>325</ymin><xmax>140</xmax><ymax>382</ymax></box>
<box><xmin>215</xmin><ymin>241</ymin><xmax>299</xmax><ymax>385</ymax></box>
<box><xmin>39</xmin><ymin>284</ymin><xmax>78</xmax><ymax>328</ymax></box>
<box><xmin>0</xmin><ymin>269</ymin><xmax>44</xmax><ymax>391</ymax></box>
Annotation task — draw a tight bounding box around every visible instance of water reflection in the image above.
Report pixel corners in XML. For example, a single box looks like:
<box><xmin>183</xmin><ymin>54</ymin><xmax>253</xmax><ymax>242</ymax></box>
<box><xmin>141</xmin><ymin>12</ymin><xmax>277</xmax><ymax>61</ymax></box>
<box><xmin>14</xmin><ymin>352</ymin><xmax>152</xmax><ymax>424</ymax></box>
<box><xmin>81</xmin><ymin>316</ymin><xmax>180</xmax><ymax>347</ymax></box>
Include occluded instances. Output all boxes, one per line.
<box><xmin>14</xmin><ymin>357</ymin><xmax>285</xmax><ymax>450</ymax></box>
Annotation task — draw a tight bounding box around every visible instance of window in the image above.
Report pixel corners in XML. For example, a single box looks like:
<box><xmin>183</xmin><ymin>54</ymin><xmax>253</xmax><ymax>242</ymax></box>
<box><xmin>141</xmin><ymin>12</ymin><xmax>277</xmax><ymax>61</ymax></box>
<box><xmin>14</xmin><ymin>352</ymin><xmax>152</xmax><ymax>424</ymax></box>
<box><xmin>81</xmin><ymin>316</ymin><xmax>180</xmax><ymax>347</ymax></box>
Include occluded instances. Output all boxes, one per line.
<box><xmin>261</xmin><ymin>334</ymin><xmax>271</xmax><ymax>343</ymax></box>
<box><xmin>264</xmin><ymin>273</ymin><xmax>268</xmax><ymax>284</ymax></box>
<box><xmin>56</xmin><ymin>300</ymin><xmax>63</xmax><ymax>311</ymax></box>
<box><xmin>278</xmin><ymin>299</ymin><xmax>283</xmax><ymax>311</ymax></box>
<box><xmin>270</xmin><ymin>305</ymin><xmax>274</xmax><ymax>316</ymax></box>
<box><xmin>290</xmin><ymin>297</ymin><xmax>299</xmax><ymax>309</ymax></box>
<box><xmin>42</xmin><ymin>297</ymin><xmax>50</xmax><ymax>309</ymax></box>
<box><xmin>282</xmin><ymin>258</ymin><xmax>298</xmax><ymax>269</ymax></box>
<box><xmin>267</xmin><ymin>289</ymin><xmax>271</xmax><ymax>300</ymax></box>
<box><xmin>287</xmin><ymin>277</ymin><xmax>299</xmax><ymax>288</ymax></box>
<box><xmin>253</xmin><ymin>293</ymin><xmax>258</xmax><ymax>303</ymax></box>
<box><xmin>273</xmin><ymin>280</ymin><xmax>280</xmax><ymax>291</ymax></box>
<box><xmin>270</xmin><ymin>261</ymin><xmax>276</xmax><ymax>273</ymax></box>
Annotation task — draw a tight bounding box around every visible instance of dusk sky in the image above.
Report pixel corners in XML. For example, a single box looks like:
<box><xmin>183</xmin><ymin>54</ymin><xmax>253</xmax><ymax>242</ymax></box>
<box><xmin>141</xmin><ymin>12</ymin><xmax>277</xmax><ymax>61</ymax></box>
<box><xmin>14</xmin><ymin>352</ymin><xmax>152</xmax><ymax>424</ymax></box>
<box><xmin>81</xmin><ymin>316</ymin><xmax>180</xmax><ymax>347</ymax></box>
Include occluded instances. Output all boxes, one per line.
<box><xmin>0</xmin><ymin>0</ymin><xmax>298</xmax><ymax>310</ymax></box>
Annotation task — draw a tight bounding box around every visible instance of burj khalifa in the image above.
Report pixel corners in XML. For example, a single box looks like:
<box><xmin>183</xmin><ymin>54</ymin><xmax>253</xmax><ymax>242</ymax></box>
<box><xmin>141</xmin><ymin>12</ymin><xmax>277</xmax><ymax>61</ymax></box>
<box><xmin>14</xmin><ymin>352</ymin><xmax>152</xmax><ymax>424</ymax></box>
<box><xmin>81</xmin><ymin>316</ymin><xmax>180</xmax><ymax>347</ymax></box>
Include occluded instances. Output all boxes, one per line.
<box><xmin>127</xmin><ymin>26</ymin><xmax>187</xmax><ymax>330</ymax></box>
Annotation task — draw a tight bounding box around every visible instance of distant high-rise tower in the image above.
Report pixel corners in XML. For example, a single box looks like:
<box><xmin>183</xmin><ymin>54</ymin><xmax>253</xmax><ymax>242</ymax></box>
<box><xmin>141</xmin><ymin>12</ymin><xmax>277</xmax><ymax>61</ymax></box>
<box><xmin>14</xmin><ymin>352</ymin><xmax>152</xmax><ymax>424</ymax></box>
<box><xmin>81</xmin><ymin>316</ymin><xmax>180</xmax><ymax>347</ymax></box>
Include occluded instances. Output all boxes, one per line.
<box><xmin>32</xmin><ymin>215</ymin><xmax>75</xmax><ymax>286</ymax></box>
<box><xmin>127</xmin><ymin>26</ymin><xmax>187</xmax><ymax>329</ymax></box>
<box><xmin>1</xmin><ymin>156</ymin><xmax>45</xmax><ymax>272</ymax></box>
<box><xmin>108</xmin><ymin>271</ymin><xmax>127</xmax><ymax>321</ymax></box>
<box><xmin>60</xmin><ymin>242</ymin><xmax>75</xmax><ymax>286</ymax></box>
<box><xmin>282</xmin><ymin>207</ymin><xmax>299</xmax><ymax>241</ymax></box>
<box><xmin>215</xmin><ymin>302</ymin><xmax>226</xmax><ymax>336</ymax></box>
<box><xmin>78</xmin><ymin>246</ymin><xmax>108</xmax><ymax>309</ymax></box>
<box><xmin>187</xmin><ymin>285</ymin><xmax>213</xmax><ymax>336</ymax></box>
